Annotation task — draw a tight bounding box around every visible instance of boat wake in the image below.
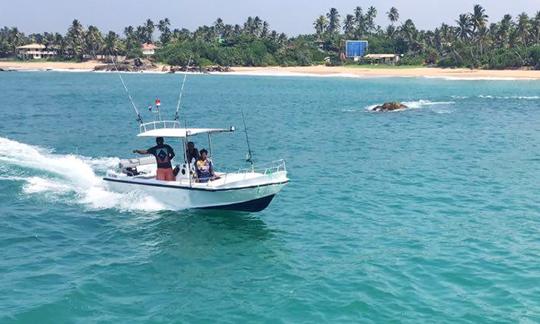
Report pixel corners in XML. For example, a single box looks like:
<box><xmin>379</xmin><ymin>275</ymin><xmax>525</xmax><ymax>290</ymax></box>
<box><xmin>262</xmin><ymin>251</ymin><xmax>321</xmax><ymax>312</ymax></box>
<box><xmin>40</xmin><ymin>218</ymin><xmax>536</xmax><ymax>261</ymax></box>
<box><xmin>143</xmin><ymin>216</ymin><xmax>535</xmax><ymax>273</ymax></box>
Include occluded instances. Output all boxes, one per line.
<box><xmin>364</xmin><ymin>100</ymin><xmax>455</xmax><ymax>112</ymax></box>
<box><xmin>0</xmin><ymin>136</ymin><xmax>166</xmax><ymax>211</ymax></box>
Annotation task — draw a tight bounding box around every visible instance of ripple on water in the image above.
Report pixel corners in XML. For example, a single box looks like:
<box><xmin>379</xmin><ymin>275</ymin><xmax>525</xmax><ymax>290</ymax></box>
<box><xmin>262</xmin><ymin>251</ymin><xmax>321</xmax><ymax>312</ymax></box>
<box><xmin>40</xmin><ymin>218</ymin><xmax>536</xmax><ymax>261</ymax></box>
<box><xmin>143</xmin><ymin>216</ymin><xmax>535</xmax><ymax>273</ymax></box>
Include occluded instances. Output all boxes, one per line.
<box><xmin>1</xmin><ymin>74</ymin><xmax>540</xmax><ymax>322</ymax></box>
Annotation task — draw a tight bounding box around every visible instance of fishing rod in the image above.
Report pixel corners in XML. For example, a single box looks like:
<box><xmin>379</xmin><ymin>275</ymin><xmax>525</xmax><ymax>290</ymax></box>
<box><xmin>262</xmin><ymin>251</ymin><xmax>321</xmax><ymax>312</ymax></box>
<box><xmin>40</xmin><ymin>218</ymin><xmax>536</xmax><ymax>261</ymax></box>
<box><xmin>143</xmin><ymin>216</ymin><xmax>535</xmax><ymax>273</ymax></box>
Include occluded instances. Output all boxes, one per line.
<box><xmin>110</xmin><ymin>52</ymin><xmax>143</xmax><ymax>124</ymax></box>
<box><xmin>174</xmin><ymin>56</ymin><xmax>192</xmax><ymax>121</ymax></box>
<box><xmin>241</xmin><ymin>108</ymin><xmax>254</xmax><ymax>167</ymax></box>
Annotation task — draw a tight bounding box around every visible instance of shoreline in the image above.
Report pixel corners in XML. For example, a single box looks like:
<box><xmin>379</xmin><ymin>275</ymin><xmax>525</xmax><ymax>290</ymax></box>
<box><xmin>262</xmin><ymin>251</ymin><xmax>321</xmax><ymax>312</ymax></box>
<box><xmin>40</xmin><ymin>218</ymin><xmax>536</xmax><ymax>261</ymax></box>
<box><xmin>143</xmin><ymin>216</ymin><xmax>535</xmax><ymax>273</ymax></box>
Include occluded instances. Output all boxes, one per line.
<box><xmin>1</xmin><ymin>61</ymin><xmax>539</xmax><ymax>80</ymax></box>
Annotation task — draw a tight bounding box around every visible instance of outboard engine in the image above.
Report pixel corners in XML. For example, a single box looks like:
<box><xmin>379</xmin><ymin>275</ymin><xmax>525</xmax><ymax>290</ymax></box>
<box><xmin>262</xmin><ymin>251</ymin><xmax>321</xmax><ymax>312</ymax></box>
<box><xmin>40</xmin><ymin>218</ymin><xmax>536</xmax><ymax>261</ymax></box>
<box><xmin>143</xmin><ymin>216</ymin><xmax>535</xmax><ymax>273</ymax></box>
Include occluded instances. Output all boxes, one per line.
<box><xmin>118</xmin><ymin>156</ymin><xmax>155</xmax><ymax>176</ymax></box>
<box><xmin>124</xmin><ymin>167</ymin><xmax>140</xmax><ymax>176</ymax></box>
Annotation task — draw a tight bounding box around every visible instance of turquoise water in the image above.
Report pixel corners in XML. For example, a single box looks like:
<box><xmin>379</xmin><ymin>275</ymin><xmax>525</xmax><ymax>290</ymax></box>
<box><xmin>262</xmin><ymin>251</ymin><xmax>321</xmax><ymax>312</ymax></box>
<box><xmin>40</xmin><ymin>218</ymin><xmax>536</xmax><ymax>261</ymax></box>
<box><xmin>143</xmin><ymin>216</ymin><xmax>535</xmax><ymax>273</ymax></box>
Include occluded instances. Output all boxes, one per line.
<box><xmin>1</xmin><ymin>71</ymin><xmax>540</xmax><ymax>323</ymax></box>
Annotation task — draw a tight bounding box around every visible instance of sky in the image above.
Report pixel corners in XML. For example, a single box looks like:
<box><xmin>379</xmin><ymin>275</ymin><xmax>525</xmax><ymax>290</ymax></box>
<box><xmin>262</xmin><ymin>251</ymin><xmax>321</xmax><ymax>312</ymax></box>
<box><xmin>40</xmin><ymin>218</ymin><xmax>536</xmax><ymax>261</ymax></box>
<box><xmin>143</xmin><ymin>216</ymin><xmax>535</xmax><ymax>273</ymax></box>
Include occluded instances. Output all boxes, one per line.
<box><xmin>1</xmin><ymin>0</ymin><xmax>539</xmax><ymax>36</ymax></box>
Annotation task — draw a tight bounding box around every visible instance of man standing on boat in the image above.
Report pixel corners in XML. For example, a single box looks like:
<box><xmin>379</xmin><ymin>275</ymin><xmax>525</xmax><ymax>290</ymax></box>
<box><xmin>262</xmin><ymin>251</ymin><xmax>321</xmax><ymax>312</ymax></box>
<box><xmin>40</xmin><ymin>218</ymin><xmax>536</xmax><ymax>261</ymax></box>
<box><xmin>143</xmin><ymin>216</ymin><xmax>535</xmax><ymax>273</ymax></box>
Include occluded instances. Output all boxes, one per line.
<box><xmin>133</xmin><ymin>137</ymin><xmax>176</xmax><ymax>181</ymax></box>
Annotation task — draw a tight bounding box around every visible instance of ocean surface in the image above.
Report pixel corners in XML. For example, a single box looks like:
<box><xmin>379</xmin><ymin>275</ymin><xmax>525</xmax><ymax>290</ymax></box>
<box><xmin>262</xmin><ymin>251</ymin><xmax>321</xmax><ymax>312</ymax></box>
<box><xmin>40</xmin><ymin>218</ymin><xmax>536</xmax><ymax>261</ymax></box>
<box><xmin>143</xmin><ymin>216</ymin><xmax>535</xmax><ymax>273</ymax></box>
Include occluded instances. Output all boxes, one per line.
<box><xmin>1</xmin><ymin>71</ymin><xmax>540</xmax><ymax>323</ymax></box>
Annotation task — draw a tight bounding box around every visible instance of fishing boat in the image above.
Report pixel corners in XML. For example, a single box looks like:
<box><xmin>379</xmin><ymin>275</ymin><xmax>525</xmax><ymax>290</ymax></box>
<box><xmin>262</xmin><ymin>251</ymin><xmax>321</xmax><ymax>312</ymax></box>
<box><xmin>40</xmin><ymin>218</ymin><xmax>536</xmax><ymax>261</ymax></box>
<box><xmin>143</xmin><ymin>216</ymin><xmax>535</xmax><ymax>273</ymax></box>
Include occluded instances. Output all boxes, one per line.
<box><xmin>103</xmin><ymin>63</ymin><xmax>288</xmax><ymax>212</ymax></box>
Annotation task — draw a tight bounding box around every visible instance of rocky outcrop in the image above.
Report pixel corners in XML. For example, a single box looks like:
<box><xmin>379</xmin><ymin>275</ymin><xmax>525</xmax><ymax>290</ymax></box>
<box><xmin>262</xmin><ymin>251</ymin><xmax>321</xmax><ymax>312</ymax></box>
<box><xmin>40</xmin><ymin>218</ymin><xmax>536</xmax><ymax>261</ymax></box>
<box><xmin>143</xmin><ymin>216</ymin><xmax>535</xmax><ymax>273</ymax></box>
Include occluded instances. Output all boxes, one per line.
<box><xmin>94</xmin><ymin>60</ymin><xmax>231</xmax><ymax>74</ymax></box>
<box><xmin>168</xmin><ymin>65</ymin><xmax>231</xmax><ymax>73</ymax></box>
<box><xmin>371</xmin><ymin>102</ymin><xmax>408</xmax><ymax>112</ymax></box>
<box><xmin>205</xmin><ymin>65</ymin><xmax>231</xmax><ymax>72</ymax></box>
<box><xmin>94</xmin><ymin>58</ymin><xmax>157</xmax><ymax>72</ymax></box>
<box><xmin>169</xmin><ymin>65</ymin><xmax>202</xmax><ymax>73</ymax></box>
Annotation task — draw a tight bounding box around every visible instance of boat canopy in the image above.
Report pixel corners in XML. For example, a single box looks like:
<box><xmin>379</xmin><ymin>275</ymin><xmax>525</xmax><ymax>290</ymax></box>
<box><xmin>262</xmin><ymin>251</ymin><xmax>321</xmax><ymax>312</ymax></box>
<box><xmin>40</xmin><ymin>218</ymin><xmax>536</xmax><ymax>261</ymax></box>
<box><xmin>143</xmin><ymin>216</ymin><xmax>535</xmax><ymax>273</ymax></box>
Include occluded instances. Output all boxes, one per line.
<box><xmin>138</xmin><ymin>127</ymin><xmax>234</xmax><ymax>138</ymax></box>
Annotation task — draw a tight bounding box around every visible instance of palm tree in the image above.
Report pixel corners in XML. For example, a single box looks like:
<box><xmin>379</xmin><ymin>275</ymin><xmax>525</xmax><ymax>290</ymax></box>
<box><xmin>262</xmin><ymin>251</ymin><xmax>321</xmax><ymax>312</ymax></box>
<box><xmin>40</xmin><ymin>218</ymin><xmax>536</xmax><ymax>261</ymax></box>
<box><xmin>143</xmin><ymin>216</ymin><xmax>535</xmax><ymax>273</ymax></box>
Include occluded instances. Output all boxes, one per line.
<box><xmin>517</xmin><ymin>13</ymin><xmax>531</xmax><ymax>45</ymax></box>
<box><xmin>471</xmin><ymin>4</ymin><xmax>488</xmax><ymax>34</ymax></box>
<box><xmin>53</xmin><ymin>32</ymin><xmax>65</xmax><ymax>56</ymax></box>
<box><xmin>144</xmin><ymin>19</ymin><xmax>155</xmax><ymax>43</ymax></box>
<box><xmin>343</xmin><ymin>14</ymin><xmax>355</xmax><ymax>38</ymax></box>
<box><xmin>314</xmin><ymin>15</ymin><xmax>328</xmax><ymax>40</ymax></box>
<box><xmin>43</xmin><ymin>32</ymin><xmax>56</xmax><ymax>48</ymax></box>
<box><xmin>85</xmin><ymin>25</ymin><xmax>104</xmax><ymax>58</ymax></box>
<box><xmin>456</xmin><ymin>14</ymin><xmax>473</xmax><ymax>41</ymax></box>
<box><xmin>326</xmin><ymin>8</ymin><xmax>340</xmax><ymax>34</ymax></box>
<box><xmin>496</xmin><ymin>14</ymin><xmax>513</xmax><ymax>48</ymax></box>
<box><xmin>261</xmin><ymin>21</ymin><xmax>269</xmax><ymax>38</ymax></box>
<box><xmin>135</xmin><ymin>26</ymin><xmax>146</xmax><ymax>43</ymax></box>
<box><xmin>213</xmin><ymin>18</ymin><xmax>224</xmax><ymax>35</ymax></box>
<box><xmin>66</xmin><ymin>19</ymin><xmax>86</xmax><ymax>60</ymax></box>
<box><xmin>532</xmin><ymin>11</ymin><xmax>540</xmax><ymax>44</ymax></box>
<box><xmin>387</xmin><ymin>7</ymin><xmax>399</xmax><ymax>26</ymax></box>
<box><xmin>400</xmin><ymin>19</ymin><xmax>418</xmax><ymax>52</ymax></box>
<box><xmin>365</xmin><ymin>6</ymin><xmax>378</xmax><ymax>34</ymax></box>
<box><xmin>222</xmin><ymin>24</ymin><xmax>234</xmax><ymax>40</ymax></box>
<box><xmin>253</xmin><ymin>16</ymin><xmax>263</xmax><ymax>36</ymax></box>
<box><xmin>104</xmin><ymin>31</ymin><xmax>120</xmax><ymax>57</ymax></box>
<box><xmin>0</xmin><ymin>27</ymin><xmax>25</xmax><ymax>57</ymax></box>
<box><xmin>354</xmin><ymin>6</ymin><xmax>365</xmax><ymax>38</ymax></box>
<box><xmin>171</xmin><ymin>28</ymin><xmax>191</xmax><ymax>42</ymax></box>
<box><xmin>158</xmin><ymin>18</ymin><xmax>171</xmax><ymax>45</ymax></box>
<box><xmin>277</xmin><ymin>33</ymin><xmax>287</xmax><ymax>45</ymax></box>
<box><xmin>386</xmin><ymin>7</ymin><xmax>399</xmax><ymax>39</ymax></box>
<box><xmin>124</xmin><ymin>26</ymin><xmax>134</xmax><ymax>39</ymax></box>
<box><xmin>244</xmin><ymin>17</ymin><xmax>254</xmax><ymax>35</ymax></box>
<box><xmin>124</xmin><ymin>25</ymin><xmax>141</xmax><ymax>53</ymax></box>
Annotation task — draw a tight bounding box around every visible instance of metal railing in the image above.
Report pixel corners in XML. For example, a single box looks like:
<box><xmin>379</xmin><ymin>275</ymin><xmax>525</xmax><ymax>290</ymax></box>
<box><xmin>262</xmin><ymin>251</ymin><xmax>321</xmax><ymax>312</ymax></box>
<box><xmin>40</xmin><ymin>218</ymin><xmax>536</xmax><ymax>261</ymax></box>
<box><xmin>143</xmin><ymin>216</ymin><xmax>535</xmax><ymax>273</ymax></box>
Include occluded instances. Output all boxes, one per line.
<box><xmin>235</xmin><ymin>159</ymin><xmax>287</xmax><ymax>175</ymax></box>
<box><xmin>139</xmin><ymin>120</ymin><xmax>181</xmax><ymax>133</ymax></box>
<box><xmin>205</xmin><ymin>159</ymin><xmax>286</xmax><ymax>186</ymax></box>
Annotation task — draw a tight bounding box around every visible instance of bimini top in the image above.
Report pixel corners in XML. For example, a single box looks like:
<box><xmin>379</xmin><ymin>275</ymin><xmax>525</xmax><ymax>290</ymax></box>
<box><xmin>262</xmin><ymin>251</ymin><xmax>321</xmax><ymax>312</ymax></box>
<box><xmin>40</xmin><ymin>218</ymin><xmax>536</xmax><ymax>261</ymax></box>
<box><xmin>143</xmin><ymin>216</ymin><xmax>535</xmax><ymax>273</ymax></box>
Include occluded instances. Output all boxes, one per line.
<box><xmin>138</xmin><ymin>121</ymin><xmax>234</xmax><ymax>138</ymax></box>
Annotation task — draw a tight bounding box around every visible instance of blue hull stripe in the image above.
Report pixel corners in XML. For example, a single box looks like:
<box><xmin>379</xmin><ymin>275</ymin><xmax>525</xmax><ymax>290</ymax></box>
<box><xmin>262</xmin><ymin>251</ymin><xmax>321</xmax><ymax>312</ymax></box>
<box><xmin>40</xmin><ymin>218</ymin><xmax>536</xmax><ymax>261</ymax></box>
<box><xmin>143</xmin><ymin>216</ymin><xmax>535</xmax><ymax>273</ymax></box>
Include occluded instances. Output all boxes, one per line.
<box><xmin>200</xmin><ymin>194</ymin><xmax>276</xmax><ymax>212</ymax></box>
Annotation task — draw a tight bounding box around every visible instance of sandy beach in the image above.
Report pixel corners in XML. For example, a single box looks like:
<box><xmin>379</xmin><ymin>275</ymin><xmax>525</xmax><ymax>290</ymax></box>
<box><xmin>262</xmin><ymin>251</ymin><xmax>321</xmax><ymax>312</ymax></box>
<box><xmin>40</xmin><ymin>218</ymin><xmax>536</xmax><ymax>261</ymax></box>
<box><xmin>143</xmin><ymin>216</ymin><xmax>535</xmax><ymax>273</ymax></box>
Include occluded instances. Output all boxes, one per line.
<box><xmin>231</xmin><ymin>66</ymin><xmax>540</xmax><ymax>80</ymax></box>
<box><xmin>0</xmin><ymin>60</ymin><xmax>166</xmax><ymax>73</ymax></box>
<box><xmin>0</xmin><ymin>60</ymin><xmax>99</xmax><ymax>72</ymax></box>
<box><xmin>1</xmin><ymin>61</ymin><xmax>539</xmax><ymax>79</ymax></box>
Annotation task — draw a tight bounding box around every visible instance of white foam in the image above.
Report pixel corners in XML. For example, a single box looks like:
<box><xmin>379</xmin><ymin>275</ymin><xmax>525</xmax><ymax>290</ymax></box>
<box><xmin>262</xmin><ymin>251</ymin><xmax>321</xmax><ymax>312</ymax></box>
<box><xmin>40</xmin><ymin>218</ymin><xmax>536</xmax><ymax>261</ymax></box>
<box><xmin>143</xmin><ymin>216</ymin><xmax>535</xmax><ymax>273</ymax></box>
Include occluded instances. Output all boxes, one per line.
<box><xmin>478</xmin><ymin>95</ymin><xmax>540</xmax><ymax>100</ymax></box>
<box><xmin>423</xmin><ymin>75</ymin><xmax>536</xmax><ymax>81</ymax></box>
<box><xmin>365</xmin><ymin>100</ymin><xmax>455</xmax><ymax>112</ymax></box>
<box><xmin>22</xmin><ymin>176</ymin><xmax>72</xmax><ymax>194</ymax></box>
<box><xmin>0</xmin><ymin>137</ymin><xmax>166</xmax><ymax>212</ymax></box>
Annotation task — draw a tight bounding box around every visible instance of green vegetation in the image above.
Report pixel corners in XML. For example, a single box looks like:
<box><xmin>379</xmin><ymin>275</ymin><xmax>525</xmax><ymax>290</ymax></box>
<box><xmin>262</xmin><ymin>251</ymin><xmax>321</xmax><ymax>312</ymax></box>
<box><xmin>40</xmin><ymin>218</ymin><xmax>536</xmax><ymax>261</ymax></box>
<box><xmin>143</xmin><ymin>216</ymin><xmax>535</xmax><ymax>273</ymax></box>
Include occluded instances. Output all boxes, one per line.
<box><xmin>1</xmin><ymin>5</ymin><xmax>540</xmax><ymax>69</ymax></box>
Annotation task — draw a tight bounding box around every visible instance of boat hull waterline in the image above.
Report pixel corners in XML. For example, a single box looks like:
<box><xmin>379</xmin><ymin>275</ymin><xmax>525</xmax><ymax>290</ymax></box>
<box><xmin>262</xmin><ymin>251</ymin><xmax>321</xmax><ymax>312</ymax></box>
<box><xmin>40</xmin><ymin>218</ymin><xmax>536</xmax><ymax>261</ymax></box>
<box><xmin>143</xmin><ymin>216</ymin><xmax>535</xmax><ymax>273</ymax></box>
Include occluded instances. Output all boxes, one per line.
<box><xmin>103</xmin><ymin>174</ymin><xmax>288</xmax><ymax>212</ymax></box>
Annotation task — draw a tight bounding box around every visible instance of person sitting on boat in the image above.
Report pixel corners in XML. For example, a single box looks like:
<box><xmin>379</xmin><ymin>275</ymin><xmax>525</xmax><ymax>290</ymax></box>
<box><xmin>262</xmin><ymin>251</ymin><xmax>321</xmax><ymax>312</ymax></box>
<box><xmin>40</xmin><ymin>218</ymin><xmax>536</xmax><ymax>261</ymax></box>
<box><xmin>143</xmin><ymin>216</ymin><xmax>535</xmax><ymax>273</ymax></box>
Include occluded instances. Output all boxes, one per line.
<box><xmin>196</xmin><ymin>149</ymin><xmax>219</xmax><ymax>182</ymax></box>
<box><xmin>186</xmin><ymin>141</ymin><xmax>199</xmax><ymax>165</ymax></box>
<box><xmin>133</xmin><ymin>137</ymin><xmax>176</xmax><ymax>181</ymax></box>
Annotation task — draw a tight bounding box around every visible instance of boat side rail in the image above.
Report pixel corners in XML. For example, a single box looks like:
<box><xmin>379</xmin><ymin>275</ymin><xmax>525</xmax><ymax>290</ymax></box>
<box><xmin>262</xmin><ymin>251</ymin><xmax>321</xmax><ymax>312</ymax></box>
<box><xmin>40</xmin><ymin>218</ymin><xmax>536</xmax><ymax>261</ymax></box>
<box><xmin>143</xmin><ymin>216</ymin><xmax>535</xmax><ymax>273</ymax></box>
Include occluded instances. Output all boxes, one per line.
<box><xmin>235</xmin><ymin>159</ymin><xmax>287</xmax><ymax>175</ymax></box>
<box><xmin>211</xmin><ymin>160</ymin><xmax>286</xmax><ymax>185</ymax></box>
<box><xmin>139</xmin><ymin>120</ymin><xmax>181</xmax><ymax>133</ymax></box>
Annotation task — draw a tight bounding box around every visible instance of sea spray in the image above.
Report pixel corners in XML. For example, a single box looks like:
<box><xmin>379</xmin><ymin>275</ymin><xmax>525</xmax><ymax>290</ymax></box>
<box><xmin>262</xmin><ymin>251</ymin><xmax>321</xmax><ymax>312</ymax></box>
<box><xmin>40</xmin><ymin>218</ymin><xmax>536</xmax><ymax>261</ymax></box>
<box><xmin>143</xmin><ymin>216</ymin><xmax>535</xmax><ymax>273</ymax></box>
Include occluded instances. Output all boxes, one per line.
<box><xmin>0</xmin><ymin>137</ymin><xmax>165</xmax><ymax>211</ymax></box>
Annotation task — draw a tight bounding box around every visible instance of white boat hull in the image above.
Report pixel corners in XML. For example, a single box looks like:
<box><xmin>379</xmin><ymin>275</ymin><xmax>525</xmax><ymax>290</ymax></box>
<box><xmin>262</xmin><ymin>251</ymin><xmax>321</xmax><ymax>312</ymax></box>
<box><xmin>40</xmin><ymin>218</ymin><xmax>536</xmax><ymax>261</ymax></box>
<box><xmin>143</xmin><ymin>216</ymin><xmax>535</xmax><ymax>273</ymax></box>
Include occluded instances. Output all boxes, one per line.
<box><xmin>104</xmin><ymin>177</ymin><xmax>287</xmax><ymax>212</ymax></box>
<box><xmin>103</xmin><ymin>160</ymin><xmax>288</xmax><ymax>212</ymax></box>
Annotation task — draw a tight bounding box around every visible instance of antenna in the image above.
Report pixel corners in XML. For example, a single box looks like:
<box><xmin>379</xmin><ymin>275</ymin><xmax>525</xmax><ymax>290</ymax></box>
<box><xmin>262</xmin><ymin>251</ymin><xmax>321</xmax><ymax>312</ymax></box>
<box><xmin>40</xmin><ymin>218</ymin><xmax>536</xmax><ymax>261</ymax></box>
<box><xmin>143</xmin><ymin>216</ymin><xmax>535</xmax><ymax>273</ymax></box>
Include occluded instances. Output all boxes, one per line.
<box><xmin>174</xmin><ymin>56</ymin><xmax>192</xmax><ymax>121</ymax></box>
<box><xmin>110</xmin><ymin>53</ymin><xmax>143</xmax><ymax>124</ymax></box>
<box><xmin>241</xmin><ymin>109</ymin><xmax>254</xmax><ymax>167</ymax></box>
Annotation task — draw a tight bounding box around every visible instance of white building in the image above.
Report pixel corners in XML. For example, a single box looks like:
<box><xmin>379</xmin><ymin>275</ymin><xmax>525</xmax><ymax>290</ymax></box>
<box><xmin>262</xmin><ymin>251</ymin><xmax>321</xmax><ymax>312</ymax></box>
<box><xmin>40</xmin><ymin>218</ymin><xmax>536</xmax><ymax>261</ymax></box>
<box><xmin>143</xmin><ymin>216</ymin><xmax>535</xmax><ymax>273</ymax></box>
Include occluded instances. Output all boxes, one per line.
<box><xmin>16</xmin><ymin>43</ymin><xmax>57</xmax><ymax>60</ymax></box>
<box><xmin>363</xmin><ymin>54</ymin><xmax>401</xmax><ymax>64</ymax></box>
<box><xmin>141</xmin><ymin>43</ymin><xmax>159</xmax><ymax>56</ymax></box>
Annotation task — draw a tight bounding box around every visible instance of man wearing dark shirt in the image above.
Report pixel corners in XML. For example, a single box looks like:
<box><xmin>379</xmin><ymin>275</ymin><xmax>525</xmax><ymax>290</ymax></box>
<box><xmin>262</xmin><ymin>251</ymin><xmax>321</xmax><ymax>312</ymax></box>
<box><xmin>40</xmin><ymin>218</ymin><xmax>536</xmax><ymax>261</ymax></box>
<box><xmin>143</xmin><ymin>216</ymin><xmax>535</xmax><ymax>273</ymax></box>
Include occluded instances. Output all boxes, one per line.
<box><xmin>186</xmin><ymin>141</ymin><xmax>199</xmax><ymax>165</ymax></box>
<box><xmin>133</xmin><ymin>137</ymin><xmax>176</xmax><ymax>181</ymax></box>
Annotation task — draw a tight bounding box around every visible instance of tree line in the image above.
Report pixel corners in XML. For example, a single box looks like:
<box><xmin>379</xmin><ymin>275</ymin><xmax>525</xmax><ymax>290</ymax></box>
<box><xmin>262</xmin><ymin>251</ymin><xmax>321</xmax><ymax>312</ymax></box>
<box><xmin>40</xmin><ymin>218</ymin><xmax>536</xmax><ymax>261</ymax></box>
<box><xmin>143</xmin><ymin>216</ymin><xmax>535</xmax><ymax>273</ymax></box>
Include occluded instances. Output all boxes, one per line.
<box><xmin>1</xmin><ymin>4</ymin><xmax>539</xmax><ymax>69</ymax></box>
